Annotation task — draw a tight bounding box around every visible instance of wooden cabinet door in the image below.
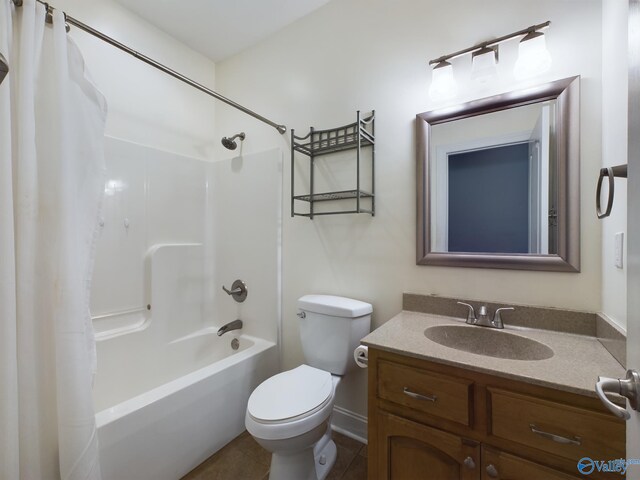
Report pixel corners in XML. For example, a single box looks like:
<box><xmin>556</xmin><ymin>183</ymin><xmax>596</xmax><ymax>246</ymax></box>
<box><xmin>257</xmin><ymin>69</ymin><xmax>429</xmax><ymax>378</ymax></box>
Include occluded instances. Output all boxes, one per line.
<box><xmin>375</xmin><ymin>412</ymin><xmax>480</xmax><ymax>480</ymax></box>
<box><xmin>480</xmin><ymin>446</ymin><xmax>580</xmax><ymax>480</ymax></box>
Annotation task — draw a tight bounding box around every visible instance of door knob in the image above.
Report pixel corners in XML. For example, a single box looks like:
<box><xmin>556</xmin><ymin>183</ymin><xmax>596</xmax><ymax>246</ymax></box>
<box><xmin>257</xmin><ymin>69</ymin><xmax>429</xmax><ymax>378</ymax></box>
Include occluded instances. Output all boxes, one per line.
<box><xmin>596</xmin><ymin>369</ymin><xmax>640</xmax><ymax>420</ymax></box>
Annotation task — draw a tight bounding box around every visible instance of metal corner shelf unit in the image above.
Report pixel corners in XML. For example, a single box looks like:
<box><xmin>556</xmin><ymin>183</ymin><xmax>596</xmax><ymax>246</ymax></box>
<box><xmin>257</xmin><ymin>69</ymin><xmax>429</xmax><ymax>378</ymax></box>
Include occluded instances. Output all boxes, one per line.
<box><xmin>291</xmin><ymin>110</ymin><xmax>375</xmax><ymax>219</ymax></box>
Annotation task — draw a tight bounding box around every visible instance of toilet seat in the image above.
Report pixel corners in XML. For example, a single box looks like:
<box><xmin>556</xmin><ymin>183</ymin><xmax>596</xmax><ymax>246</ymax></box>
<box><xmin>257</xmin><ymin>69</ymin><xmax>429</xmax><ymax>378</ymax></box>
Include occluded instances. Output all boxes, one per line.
<box><xmin>246</xmin><ymin>365</ymin><xmax>336</xmax><ymax>440</ymax></box>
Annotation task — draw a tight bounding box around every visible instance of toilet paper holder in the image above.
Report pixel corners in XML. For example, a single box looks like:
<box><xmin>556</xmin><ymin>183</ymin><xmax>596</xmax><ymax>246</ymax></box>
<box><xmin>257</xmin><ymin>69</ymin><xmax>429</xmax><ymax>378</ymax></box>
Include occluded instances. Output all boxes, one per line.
<box><xmin>354</xmin><ymin>345</ymin><xmax>368</xmax><ymax>368</ymax></box>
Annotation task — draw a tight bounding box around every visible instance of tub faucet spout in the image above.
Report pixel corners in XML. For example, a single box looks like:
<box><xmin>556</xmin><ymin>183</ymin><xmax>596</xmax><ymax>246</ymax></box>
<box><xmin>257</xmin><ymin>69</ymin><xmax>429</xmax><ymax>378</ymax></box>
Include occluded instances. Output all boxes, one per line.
<box><xmin>217</xmin><ymin>319</ymin><xmax>243</xmax><ymax>336</ymax></box>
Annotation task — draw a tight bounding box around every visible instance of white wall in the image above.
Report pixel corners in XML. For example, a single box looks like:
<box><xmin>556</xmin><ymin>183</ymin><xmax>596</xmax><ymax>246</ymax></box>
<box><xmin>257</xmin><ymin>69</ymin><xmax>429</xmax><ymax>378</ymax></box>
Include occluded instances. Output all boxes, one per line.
<box><xmin>601</xmin><ymin>0</ymin><xmax>628</xmax><ymax>330</ymax></box>
<box><xmin>215</xmin><ymin>0</ymin><xmax>604</xmax><ymax>416</ymax></box>
<box><xmin>54</xmin><ymin>0</ymin><xmax>216</xmax><ymax>160</ymax></box>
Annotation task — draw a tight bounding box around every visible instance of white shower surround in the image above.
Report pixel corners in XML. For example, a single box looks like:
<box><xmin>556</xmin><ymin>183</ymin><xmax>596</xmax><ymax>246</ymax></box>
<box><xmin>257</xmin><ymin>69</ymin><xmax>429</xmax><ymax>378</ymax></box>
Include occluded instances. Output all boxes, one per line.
<box><xmin>90</xmin><ymin>141</ymin><xmax>283</xmax><ymax>478</ymax></box>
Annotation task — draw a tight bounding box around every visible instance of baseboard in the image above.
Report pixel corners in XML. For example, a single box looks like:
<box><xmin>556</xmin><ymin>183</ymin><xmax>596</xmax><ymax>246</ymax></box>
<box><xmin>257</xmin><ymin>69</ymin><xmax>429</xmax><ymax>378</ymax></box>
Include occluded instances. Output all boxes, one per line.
<box><xmin>331</xmin><ymin>406</ymin><xmax>368</xmax><ymax>444</ymax></box>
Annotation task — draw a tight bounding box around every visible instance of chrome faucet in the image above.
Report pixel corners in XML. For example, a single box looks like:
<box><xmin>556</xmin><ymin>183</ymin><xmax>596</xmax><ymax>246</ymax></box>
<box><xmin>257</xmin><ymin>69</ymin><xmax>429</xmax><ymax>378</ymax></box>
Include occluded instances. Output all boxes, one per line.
<box><xmin>217</xmin><ymin>319</ymin><xmax>243</xmax><ymax>336</ymax></box>
<box><xmin>457</xmin><ymin>302</ymin><xmax>514</xmax><ymax>329</ymax></box>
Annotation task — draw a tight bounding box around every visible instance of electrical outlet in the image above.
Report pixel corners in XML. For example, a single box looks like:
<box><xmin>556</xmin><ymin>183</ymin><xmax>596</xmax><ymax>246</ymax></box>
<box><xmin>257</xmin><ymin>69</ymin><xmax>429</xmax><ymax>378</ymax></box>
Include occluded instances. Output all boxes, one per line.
<box><xmin>615</xmin><ymin>232</ymin><xmax>624</xmax><ymax>269</ymax></box>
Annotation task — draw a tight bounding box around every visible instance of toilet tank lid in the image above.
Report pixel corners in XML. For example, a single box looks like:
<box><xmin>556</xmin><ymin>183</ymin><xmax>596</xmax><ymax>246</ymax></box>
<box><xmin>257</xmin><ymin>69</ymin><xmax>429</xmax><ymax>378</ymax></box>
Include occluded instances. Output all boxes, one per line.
<box><xmin>298</xmin><ymin>295</ymin><xmax>372</xmax><ymax>318</ymax></box>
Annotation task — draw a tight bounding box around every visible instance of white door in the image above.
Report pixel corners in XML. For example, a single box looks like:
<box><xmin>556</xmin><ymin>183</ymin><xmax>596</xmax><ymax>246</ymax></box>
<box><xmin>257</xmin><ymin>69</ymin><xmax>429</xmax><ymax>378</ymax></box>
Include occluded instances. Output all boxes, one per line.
<box><xmin>628</xmin><ymin>0</ymin><xmax>640</xmax><ymax>475</ymax></box>
<box><xmin>528</xmin><ymin>106</ymin><xmax>550</xmax><ymax>254</ymax></box>
<box><xmin>597</xmin><ymin>3</ymin><xmax>640</xmax><ymax>478</ymax></box>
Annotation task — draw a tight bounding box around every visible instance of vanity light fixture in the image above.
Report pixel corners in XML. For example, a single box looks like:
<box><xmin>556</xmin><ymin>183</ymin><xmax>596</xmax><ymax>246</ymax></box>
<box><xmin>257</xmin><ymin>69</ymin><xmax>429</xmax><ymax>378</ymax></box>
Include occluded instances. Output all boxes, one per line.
<box><xmin>471</xmin><ymin>46</ymin><xmax>498</xmax><ymax>83</ymax></box>
<box><xmin>514</xmin><ymin>30</ymin><xmax>552</xmax><ymax>80</ymax></box>
<box><xmin>428</xmin><ymin>60</ymin><xmax>457</xmax><ymax>101</ymax></box>
<box><xmin>428</xmin><ymin>20</ymin><xmax>551</xmax><ymax>99</ymax></box>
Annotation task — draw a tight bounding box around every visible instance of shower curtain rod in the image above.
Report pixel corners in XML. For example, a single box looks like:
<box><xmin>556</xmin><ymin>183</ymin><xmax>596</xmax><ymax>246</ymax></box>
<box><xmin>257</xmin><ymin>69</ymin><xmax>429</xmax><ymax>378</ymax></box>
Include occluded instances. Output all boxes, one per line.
<box><xmin>10</xmin><ymin>0</ymin><xmax>288</xmax><ymax>134</ymax></box>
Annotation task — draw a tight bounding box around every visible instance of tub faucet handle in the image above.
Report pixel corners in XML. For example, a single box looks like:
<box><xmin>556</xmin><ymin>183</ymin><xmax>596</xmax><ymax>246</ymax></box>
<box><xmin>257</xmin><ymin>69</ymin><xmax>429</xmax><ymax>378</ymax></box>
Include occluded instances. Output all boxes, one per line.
<box><xmin>222</xmin><ymin>279</ymin><xmax>248</xmax><ymax>303</ymax></box>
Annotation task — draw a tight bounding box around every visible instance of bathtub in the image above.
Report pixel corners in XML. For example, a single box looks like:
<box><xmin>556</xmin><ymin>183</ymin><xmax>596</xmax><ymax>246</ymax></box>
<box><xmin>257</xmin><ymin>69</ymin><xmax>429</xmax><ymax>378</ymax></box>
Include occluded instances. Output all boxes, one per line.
<box><xmin>94</xmin><ymin>329</ymin><xmax>277</xmax><ymax>480</ymax></box>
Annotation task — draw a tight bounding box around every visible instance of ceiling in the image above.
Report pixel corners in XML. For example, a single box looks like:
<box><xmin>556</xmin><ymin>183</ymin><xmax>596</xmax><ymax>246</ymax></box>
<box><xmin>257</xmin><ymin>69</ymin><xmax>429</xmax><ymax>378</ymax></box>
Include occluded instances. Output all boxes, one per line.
<box><xmin>113</xmin><ymin>0</ymin><xmax>331</xmax><ymax>62</ymax></box>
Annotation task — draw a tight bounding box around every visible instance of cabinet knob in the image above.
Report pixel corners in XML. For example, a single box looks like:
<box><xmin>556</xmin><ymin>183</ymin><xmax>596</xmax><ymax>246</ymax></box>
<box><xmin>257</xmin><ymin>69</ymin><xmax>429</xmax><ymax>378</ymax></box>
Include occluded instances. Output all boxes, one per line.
<box><xmin>486</xmin><ymin>464</ymin><xmax>499</xmax><ymax>478</ymax></box>
<box><xmin>463</xmin><ymin>456</ymin><xmax>475</xmax><ymax>469</ymax></box>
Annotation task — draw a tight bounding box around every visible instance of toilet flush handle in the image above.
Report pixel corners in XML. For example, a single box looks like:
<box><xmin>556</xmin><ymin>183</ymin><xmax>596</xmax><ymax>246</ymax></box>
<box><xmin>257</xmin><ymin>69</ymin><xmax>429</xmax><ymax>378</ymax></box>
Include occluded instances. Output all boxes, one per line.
<box><xmin>297</xmin><ymin>311</ymin><xmax>306</xmax><ymax>319</ymax></box>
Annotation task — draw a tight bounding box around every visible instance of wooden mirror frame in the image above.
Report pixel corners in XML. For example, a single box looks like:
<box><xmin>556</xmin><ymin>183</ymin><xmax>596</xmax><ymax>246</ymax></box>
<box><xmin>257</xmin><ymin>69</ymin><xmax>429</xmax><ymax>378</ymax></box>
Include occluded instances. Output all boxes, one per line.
<box><xmin>416</xmin><ymin>76</ymin><xmax>580</xmax><ymax>272</ymax></box>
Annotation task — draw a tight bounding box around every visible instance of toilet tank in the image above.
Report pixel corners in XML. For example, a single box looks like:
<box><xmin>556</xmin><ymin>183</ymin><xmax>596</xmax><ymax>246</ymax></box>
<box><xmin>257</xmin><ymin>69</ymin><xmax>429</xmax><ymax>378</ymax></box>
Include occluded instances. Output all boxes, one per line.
<box><xmin>297</xmin><ymin>295</ymin><xmax>372</xmax><ymax>375</ymax></box>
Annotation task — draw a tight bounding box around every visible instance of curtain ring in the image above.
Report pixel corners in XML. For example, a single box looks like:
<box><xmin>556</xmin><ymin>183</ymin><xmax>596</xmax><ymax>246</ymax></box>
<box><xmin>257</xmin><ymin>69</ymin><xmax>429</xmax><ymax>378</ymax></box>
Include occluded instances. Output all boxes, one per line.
<box><xmin>42</xmin><ymin>5</ymin><xmax>70</xmax><ymax>32</ymax></box>
<box><xmin>596</xmin><ymin>167</ymin><xmax>615</xmax><ymax>219</ymax></box>
<box><xmin>43</xmin><ymin>3</ymin><xmax>54</xmax><ymax>25</ymax></box>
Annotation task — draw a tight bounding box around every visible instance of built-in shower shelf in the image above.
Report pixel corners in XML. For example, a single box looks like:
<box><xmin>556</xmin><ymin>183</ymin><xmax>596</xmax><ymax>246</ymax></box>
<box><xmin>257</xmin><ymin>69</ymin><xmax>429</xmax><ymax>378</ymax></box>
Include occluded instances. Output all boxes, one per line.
<box><xmin>291</xmin><ymin>111</ymin><xmax>375</xmax><ymax>219</ymax></box>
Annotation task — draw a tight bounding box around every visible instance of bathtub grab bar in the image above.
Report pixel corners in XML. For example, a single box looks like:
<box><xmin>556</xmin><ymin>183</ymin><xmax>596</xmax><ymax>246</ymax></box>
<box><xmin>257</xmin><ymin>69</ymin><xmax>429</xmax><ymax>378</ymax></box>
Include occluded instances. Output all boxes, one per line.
<box><xmin>92</xmin><ymin>304</ymin><xmax>151</xmax><ymax>321</ymax></box>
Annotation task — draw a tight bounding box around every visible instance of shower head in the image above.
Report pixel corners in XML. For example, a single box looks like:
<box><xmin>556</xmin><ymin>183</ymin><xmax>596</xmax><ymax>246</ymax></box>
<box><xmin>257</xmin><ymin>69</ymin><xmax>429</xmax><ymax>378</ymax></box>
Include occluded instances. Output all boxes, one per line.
<box><xmin>0</xmin><ymin>53</ymin><xmax>8</xmax><ymax>86</ymax></box>
<box><xmin>221</xmin><ymin>132</ymin><xmax>246</xmax><ymax>150</ymax></box>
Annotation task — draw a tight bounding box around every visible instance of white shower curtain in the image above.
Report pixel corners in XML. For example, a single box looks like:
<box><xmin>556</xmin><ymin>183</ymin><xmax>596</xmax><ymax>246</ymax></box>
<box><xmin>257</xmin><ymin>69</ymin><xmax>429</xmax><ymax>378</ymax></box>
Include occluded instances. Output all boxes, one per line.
<box><xmin>0</xmin><ymin>1</ymin><xmax>106</xmax><ymax>479</ymax></box>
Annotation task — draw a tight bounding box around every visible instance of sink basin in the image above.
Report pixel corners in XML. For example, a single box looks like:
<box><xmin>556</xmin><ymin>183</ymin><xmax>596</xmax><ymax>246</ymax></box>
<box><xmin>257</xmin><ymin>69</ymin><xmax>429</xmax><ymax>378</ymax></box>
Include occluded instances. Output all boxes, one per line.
<box><xmin>424</xmin><ymin>325</ymin><xmax>554</xmax><ymax>361</ymax></box>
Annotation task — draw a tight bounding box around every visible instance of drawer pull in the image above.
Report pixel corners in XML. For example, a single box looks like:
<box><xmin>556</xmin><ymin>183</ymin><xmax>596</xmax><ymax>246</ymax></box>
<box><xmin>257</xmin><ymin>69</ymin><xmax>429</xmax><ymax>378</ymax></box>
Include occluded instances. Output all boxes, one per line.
<box><xmin>529</xmin><ymin>424</ymin><xmax>582</xmax><ymax>446</ymax></box>
<box><xmin>463</xmin><ymin>456</ymin><xmax>475</xmax><ymax>469</ymax></box>
<box><xmin>403</xmin><ymin>387</ymin><xmax>437</xmax><ymax>402</ymax></box>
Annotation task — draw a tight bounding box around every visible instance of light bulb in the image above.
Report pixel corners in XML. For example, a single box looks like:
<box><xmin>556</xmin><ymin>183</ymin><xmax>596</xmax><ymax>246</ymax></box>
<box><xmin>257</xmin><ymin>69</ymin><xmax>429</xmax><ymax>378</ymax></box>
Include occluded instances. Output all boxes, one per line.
<box><xmin>429</xmin><ymin>61</ymin><xmax>457</xmax><ymax>101</ymax></box>
<box><xmin>471</xmin><ymin>46</ymin><xmax>498</xmax><ymax>84</ymax></box>
<box><xmin>514</xmin><ymin>31</ymin><xmax>552</xmax><ymax>80</ymax></box>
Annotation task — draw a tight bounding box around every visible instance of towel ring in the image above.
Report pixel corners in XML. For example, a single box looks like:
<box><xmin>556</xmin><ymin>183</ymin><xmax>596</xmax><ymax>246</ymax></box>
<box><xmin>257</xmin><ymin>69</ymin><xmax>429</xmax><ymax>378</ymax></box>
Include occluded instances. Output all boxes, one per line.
<box><xmin>596</xmin><ymin>164</ymin><xmax>627</xmax><ymax>219</ymax></box>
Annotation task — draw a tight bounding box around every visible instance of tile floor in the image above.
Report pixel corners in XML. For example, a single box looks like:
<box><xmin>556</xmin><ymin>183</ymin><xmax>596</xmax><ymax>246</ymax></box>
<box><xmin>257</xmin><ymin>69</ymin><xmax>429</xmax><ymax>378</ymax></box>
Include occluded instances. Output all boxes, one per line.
<box><xmin>182</xmin><ymin>430</ymin><xmax>367</xmax><ymax>480</ymax></box>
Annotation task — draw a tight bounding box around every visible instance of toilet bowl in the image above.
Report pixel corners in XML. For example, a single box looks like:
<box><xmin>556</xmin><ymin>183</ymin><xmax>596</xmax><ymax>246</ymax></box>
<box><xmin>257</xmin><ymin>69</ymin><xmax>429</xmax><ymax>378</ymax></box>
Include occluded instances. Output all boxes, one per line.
<box><xmin>246</xmin><ymin>365</ymin><xmax>341</xmax><ymax>480</ymax></box>
<box><xmin>245</xmin><ymin>295</ymin><xmax>372</xmax><ymax>480</ymax></box>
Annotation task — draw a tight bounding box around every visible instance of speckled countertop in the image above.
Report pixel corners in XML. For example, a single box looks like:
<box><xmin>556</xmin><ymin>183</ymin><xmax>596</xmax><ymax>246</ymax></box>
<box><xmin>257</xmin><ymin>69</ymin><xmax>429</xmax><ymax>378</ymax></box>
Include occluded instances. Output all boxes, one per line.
<box><xmin>361</xmin><ymin>311</ymin><xmax>625</xmax><ymax>398</ymax></box>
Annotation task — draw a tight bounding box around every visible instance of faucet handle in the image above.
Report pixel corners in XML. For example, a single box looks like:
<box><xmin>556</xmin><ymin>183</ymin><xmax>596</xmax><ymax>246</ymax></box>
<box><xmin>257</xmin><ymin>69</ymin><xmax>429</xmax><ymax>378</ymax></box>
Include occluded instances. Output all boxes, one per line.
<box><xmin>222</xmin><ymin>279</ymin><xmax>248</xmax><ymax>303</ymax></box>
<box><xmin>493</xmin><ymin>307</ymin><xmax>514</xmax><ymax>328</ymax></box>
<box><xmin>457</xmin><ymin>302</ymin><xmax>476</xmax><ymax>324</ymax></box>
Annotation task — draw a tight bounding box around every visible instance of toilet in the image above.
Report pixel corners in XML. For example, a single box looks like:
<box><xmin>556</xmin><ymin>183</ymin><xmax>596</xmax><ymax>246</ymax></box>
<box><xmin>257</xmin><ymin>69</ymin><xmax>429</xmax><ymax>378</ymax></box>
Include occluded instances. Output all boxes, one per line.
<box><xmin>245</xmin><ymin>295</ymin><xmax>372</xmax><ymax>480</ymax></box>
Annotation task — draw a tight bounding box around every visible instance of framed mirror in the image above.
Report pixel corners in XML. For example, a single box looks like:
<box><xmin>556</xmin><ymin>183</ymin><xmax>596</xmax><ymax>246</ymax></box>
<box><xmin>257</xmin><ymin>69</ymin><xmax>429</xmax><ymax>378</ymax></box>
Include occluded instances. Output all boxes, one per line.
<box><xmin>416</xmin><ymin>76</ymin><xmax>580</xmax><ymax>271</ymax></box>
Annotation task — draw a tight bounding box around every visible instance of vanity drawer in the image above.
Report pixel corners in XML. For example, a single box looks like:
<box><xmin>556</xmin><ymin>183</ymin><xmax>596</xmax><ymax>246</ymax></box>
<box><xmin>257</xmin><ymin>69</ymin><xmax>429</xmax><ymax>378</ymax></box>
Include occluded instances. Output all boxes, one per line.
<box><xmin>488</xmin><ymin>388</ymin><xmax>624</xmax><ymax>462</ymax></box>
<box><xmin>377</xmin><ymin>360</ymin><xmax>473</xmax><ymax>426</ymax></box>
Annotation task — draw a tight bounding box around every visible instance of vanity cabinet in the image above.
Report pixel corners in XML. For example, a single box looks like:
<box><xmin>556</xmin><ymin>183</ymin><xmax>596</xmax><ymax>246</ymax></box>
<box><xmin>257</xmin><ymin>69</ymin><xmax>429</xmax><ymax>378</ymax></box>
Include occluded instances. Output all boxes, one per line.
<box><xmin>368</xmin><ymin>348</ymin><xmax>625</xmax><ymax>480</ymax></box>
<box><xmin>480</xmin><ymin>446</ymin><xmax>580</xmax><ymax>480</ymax></box>
<box><xmin>376</xmin><ymin>412</ymin><xmax>479</xmax><ymax>479</ymax></box>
